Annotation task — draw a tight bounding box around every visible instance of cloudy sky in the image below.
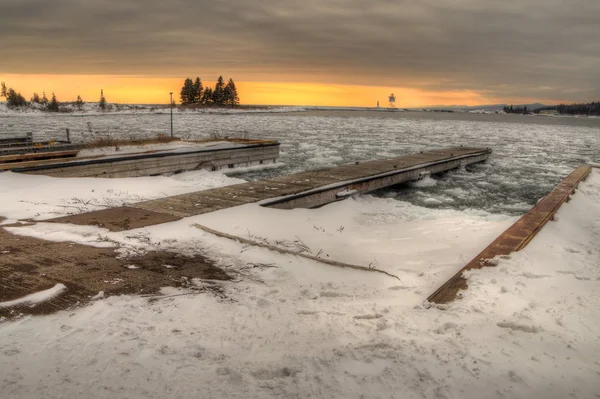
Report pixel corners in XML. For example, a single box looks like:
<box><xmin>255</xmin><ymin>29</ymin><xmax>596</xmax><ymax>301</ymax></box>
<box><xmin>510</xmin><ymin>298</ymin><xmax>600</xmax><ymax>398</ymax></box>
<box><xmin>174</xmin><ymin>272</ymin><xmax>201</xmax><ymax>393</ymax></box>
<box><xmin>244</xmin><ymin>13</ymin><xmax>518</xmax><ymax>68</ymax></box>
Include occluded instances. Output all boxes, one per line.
<box><xmin>1</xmin><ymin>0</ymin><xmax>598</xmax><ymax>106</ymax></box>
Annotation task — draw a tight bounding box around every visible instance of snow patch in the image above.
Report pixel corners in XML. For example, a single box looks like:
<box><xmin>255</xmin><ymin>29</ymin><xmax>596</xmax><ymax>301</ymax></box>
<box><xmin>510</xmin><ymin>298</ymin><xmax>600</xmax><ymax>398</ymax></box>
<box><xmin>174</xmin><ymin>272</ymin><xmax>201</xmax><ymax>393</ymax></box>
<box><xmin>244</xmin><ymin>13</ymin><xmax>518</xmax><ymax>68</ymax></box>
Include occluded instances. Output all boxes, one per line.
<box><xmin>0</xmin><ymin>284</ymin><xmax>67</xmax><ymax>308</ymax></box>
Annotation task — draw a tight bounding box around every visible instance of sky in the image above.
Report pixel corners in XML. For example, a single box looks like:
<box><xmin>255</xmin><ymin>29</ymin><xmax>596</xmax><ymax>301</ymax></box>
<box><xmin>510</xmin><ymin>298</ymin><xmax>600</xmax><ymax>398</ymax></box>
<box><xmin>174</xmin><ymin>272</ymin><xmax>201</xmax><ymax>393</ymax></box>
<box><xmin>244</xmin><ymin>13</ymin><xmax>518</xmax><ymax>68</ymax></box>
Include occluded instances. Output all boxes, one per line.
<box><xmin>1</xmin><ymin>0</ymin><xmax>598</xmax><ymax>107</ymax></box>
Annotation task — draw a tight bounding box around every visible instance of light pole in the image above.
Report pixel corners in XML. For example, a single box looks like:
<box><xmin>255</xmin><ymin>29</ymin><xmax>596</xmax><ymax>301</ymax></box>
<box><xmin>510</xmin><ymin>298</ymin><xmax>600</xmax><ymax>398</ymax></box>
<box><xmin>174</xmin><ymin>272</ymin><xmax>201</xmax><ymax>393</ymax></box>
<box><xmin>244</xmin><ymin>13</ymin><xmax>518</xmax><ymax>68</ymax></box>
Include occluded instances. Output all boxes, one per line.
<box><xmin>169</xmin><ymin>92</ymin><xmax>174</xmax><ymax>138</ymax></box>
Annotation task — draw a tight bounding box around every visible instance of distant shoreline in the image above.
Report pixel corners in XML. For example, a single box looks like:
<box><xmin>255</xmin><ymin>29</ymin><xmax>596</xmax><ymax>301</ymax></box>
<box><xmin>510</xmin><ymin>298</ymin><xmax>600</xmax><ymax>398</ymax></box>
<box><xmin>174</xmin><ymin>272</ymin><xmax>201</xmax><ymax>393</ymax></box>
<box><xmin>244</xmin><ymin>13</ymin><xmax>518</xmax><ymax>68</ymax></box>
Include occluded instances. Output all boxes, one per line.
<box><xmin>1</xmin><ymin>101</ymin><xmax>598</xmax><ymax>119</ymax></box>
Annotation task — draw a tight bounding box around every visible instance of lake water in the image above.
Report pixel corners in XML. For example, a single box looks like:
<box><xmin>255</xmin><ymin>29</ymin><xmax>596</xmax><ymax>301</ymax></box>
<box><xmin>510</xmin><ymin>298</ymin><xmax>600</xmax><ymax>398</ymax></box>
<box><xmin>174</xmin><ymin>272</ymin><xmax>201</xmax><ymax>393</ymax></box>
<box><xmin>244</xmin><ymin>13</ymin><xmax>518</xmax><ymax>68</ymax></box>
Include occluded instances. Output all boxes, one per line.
<box><xmin>1</xmin><ymin>110</ymin><xmax>599</xmax><ymax>215</ymax></box>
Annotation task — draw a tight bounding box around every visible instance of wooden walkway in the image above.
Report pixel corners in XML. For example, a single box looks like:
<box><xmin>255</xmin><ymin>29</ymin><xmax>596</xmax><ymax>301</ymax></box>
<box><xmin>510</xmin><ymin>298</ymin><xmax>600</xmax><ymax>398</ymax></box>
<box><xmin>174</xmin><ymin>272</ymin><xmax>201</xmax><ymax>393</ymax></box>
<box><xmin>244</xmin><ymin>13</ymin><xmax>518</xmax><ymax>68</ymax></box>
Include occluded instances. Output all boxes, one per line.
<box><xmin>427</xmin><ymin>164</ymin><xmax>595</xmax><ymax>304</ymax></box>
<box><xmin>46</xmin><ymin>147</ymin><xmax>491</xmax><ymax>231</ymax></box>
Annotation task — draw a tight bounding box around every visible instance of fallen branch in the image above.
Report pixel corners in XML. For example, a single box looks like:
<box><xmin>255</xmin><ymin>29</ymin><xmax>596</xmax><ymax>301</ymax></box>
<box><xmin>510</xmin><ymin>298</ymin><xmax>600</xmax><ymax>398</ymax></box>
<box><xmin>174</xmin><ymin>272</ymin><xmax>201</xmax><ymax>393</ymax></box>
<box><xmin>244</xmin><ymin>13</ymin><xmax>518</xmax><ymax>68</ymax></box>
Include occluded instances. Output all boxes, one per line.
<box><xmin>193</xmin><ymin>223</ymin><xmax>401</xmax><ymax>281</ymax></box>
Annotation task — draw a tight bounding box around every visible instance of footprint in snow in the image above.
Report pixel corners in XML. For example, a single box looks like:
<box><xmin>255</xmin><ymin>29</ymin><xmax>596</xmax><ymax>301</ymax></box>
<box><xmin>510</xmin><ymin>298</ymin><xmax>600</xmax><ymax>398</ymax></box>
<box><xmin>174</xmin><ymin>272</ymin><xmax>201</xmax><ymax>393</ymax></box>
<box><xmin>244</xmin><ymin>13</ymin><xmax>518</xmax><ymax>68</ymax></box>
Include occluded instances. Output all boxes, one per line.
<box><xmin>497</xmin><ymin>321</ymin><xmax>542</xmax><ymax>333</ymax></box>
<box><xmin>521</xmin><ymin>272</ymin><xmax>550</xmax><ymax>279</ymax></box>
<box><xmin>354</xmin><ymin>313</ymin><xmax>383</xmax><ymax>320</ymax></box>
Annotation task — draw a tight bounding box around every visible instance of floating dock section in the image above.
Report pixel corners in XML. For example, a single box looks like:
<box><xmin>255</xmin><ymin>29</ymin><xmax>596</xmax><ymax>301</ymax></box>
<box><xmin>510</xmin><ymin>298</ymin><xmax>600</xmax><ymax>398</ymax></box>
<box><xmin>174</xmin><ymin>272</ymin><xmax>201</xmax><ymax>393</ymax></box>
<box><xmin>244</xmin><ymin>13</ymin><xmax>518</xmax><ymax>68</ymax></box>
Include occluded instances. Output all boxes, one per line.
<box><xmin>46</xmin><ymin>147</ymin><xmax>491</xmax><ymax>231</ymax></box>
<box><xmin>427</xmin><ymin>164</ymin><xmax>595</xmax><ymax>304</ymax></box>
<box><xmin>0</xmin><ymin>133</ymin><xmax>77</xmax><ymax>157</ymax></box>
<box><xmin>0</xmin><ymin>139</ymin><xmax>280</xmax><ymax>178</ymax></box>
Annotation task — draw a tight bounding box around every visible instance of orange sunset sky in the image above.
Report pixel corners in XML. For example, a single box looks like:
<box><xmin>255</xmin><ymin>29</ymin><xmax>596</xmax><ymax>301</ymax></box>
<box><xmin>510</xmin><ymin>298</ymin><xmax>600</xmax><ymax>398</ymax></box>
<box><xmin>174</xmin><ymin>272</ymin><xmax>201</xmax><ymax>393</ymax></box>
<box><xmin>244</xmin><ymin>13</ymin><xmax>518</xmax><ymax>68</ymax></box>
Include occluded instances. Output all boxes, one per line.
<box><xmin>1</xmin><ymin>74</ymin><xmax>541</xmax><ymax>108</ymax></box>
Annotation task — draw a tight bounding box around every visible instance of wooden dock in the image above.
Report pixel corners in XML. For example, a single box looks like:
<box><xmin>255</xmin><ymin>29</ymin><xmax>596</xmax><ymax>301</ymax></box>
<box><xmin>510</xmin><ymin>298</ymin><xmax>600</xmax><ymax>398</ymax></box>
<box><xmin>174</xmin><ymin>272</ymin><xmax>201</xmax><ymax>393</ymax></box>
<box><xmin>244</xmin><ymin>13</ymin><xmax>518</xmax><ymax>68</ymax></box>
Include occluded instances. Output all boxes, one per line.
<box><xmin>427</xmin><ymin>164</ymin><xmax>595</xmax><ymax>304</ymax></box>
<box><xmin>46</xmin><ymin>147</ymin><xmax>491</xmax><ymax>231</ymax></box>
<box><xmin>0</xmin><ymin>133</ymin><xmax>77</xmax><ymax>156</ymax></box>
<box><xmin>0</xmin><ymin>150</ymin><xmax>80</xmax><ymax>164</ymax></box>
<box><xmin>1</xmin><ymin>140</ymin><xmax>280</xmax><ymax>178</ymax></box>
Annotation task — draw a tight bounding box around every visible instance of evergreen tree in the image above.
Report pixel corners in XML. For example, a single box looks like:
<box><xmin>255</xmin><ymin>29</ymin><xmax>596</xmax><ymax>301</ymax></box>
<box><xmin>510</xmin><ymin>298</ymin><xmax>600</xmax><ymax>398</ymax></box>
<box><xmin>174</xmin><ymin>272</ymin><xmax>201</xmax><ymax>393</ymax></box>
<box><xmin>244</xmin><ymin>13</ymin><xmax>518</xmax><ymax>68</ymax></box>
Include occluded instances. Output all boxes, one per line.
<box><xmin>31</xmin><ymin>93</ymin><xmax>41</xmax><ymax>103</ymax></box>
<box><xmin>99</xmin><ymin>89</ymin><xmax>107</xmax><ymax>110</ymax></box>
<box><xmin>76</xmin><ymin>95</ymin><xmax>84</xmax><ymax>110</ymax></box>
<box><xmin>41</xmin><ymin>92</ymin><xmax>48</xmax><ymax>105</ymax></box>
<box><xmin>223</xmin><ymin>85</ymin><xmax>232</xmax><ymax>106</ymax></box>
<box><xmin>47</xmin><ymin>92</ymin><xmax>60</xmax><ymax>112</ymax></box>
<box><xmin>193</xmin><ymin>77</ymin><xmax>203</xmax><ymax>104</ymax></box>
<box><xmin>202</xmin><ymin>87</ymin><xmax>213</xmax><ymax>105</ymax></box>
<box><xmin>225</xmin><ymin>78</ymin><xmax>239</xmax><ymax>106</ymax></box>
<box><xmin>179</xmin><ymin>78</ymin><xmax>195</xmax><ymax>105</ymax></box>
<box><xmin>212</xmin><ymin>76</ymin><xmax>225</xmax><ymax>105</ymax></box>
<box><xmin>6</xmin><ymin>88</ymin><xmax>27</xmax><ymax>108</ymax></box>
<box><xmin>1</xmin><ymin>83</ymin><xmax>27</xmax><ymax>108</ymax></box>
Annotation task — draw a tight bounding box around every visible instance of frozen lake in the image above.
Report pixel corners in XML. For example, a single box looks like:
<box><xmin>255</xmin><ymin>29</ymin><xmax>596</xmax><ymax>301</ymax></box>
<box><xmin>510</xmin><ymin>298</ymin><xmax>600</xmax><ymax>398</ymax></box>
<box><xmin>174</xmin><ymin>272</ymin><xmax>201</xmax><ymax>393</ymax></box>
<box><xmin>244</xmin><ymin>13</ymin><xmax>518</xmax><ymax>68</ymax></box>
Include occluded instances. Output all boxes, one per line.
<box><xmin>1</xmin><ymin>110</ymin><xmax>599</xmax><ymax>215</ymax></box>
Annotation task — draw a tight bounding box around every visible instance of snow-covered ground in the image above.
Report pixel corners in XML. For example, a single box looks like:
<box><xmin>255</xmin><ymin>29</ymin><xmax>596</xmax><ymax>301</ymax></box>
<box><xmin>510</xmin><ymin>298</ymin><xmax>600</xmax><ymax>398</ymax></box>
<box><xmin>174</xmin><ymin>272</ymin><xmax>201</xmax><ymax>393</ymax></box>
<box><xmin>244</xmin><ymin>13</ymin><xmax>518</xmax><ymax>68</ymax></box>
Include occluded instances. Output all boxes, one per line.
<box><xmin>1</xmin><ymin>162</ymin><xmax>599</xmax><ymax>398</ymax></box>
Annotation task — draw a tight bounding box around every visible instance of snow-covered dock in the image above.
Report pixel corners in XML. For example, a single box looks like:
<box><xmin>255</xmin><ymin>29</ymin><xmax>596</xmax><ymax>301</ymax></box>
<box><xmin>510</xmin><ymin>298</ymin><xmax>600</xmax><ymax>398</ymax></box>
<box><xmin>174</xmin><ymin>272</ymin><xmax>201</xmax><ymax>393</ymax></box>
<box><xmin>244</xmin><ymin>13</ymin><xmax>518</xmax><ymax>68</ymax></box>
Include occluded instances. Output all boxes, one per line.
<box><xmin>0</xmin><ymin>139</ymin><xmax>280</xmax><ymax>178</ymax></box>
<box><xmin>46</xmin><ymin>146</ymin><xmax>491</xmax><ymax>230</ymax></box>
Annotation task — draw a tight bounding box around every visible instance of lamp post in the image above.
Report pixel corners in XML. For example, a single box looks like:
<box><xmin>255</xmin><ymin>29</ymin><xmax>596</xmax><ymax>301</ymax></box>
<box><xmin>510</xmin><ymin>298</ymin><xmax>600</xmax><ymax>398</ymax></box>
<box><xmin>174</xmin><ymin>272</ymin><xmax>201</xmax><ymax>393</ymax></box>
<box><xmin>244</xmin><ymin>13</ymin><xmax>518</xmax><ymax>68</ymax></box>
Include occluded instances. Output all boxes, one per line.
<box><xmin>169</xmin><ymin>92</ymin><xmax>174</xmax><ymax>138</ymax></box>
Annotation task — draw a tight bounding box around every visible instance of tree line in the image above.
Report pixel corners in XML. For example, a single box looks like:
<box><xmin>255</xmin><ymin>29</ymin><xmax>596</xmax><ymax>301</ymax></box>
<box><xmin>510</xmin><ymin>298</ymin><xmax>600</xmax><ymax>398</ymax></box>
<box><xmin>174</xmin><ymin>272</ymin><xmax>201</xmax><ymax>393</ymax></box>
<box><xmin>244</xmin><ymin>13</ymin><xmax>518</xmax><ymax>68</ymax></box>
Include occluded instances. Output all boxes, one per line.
<box><xmin>504</xmin><ymin>101</ymin><xmax>600</xmax><ymax>116</ymax></box>
<box><xmin>534</xmin><ymin>101</ymin><xmax>600</xmax><ymax>116</ymax></box>
<box><xmin>179</xmin><ymin>76</ymin><xmax>239</xmax><ymax>106</ymax></box>
<box><xmin>1</xmin><ymin>78</ymin><xmax>240</xmax><ymax>110</ymax></box>
<box><xmin>503</xmin><ymin>105</ymin><xmax>530</xmax><ymax>114</ymax></box>
<box><xmin>1</xmin><ymin>81</ymin><xmax>108</xmax><ymax>112</ymax></box>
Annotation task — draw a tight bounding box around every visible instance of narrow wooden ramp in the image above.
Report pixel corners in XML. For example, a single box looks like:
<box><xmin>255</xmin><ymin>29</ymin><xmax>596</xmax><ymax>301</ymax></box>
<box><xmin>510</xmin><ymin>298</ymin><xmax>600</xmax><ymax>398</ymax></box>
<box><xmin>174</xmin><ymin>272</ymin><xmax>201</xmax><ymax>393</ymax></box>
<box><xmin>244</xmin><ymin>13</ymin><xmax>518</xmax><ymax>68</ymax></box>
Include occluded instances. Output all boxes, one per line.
<box><xmin>43</xmin><ymin>147</ymin><xmax>489</xmax><ymax>231</ymax></box>
<box><xmin>427</xmin><ymin>164</ymin><xmax>594</xmax><ymax>304</ymax></box>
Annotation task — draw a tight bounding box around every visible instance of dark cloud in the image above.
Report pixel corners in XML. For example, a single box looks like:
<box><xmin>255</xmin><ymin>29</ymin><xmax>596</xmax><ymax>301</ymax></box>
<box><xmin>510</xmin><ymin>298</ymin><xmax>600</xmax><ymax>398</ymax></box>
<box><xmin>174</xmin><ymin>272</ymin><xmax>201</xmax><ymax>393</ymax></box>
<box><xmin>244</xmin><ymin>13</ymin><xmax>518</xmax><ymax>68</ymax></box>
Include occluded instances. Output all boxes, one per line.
<box><xmin>0</xmin><ymin>0</ymin><xmax>598</xmax><ymax>101</ymax></box>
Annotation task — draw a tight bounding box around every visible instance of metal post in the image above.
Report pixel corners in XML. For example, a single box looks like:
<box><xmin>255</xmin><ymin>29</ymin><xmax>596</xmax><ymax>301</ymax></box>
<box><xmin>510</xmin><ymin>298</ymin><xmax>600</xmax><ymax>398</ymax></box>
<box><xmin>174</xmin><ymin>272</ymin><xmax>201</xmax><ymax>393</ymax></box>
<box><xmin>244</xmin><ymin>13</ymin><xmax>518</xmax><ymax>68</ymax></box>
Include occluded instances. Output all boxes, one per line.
<box><xmin>169</xmin><ymin>92</ymin><xmax>174</xmax><ymax>138</ymax></box>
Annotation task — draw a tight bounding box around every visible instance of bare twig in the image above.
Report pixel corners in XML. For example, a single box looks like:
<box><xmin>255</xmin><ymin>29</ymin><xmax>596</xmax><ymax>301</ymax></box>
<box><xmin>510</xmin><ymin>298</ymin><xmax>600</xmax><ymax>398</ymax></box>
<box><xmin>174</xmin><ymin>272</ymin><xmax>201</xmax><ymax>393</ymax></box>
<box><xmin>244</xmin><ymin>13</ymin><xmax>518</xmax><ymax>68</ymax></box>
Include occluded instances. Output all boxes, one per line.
<box><xmin>194</xmin><ymin>224</ymin><xmax>401</xmax><ymax>281</ymax></box>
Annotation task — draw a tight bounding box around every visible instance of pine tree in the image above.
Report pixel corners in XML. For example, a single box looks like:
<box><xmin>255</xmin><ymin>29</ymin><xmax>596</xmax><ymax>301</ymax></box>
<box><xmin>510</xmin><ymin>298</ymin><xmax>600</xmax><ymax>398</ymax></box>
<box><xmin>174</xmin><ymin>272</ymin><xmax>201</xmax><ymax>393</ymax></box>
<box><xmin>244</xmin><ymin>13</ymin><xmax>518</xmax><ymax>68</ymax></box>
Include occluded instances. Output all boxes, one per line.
<box><xmin>47</xmin><ymin>92</ymin><xmax>60</xmax><ymax>112</ymax></box>
<box><xmin>1</xmin><ymin>83</ymin><xmax>27</xmax><ymax>108</ymax></box>
<box><xmin>212</xmin><ymin>76</ymin><xmax>225</xmax><ymax>105</ymax></box>
<box><xmin>99</xmin><ymin>89</ymin><xmax>107</xmax><ymax>110</ymax></box>
<box><xmin>193</xmin><ymin>77</ymin><xmax>203</xmax><ymax>104</ymax></box>
<box><xmin>179</xmin><ymin>78</ymin><xmax>195</xmax><ymax>105</ymax></box>
<box><xmin>225</xmin><ymin>78</ymin><xmax>239</xmax><ymax>106</ymax></box>
<box><xmin>202</xmin><ymin>87</ymin><xmax>213</xmax><ymax>105</ymax></box>
<box><xmin>223</xmin><ymin>85</ymin><xmax>232</xmax><ymax>106</ymax></box>
<box><xmin>41</xmin><ymin>92</ymin><xmax>48</xmax><ymax>105</ymax></box>
<box><xmin>31</xmin><ymin>93</ymin><xmax>41</xmax><ymax>103</ymax></box>
<box><xmin>6</xmin><ymin>88</ymin><xmax>27</xmax><ymax>108</ymax></box>
<box><xmin>76</xmin><ymin>95</ymin><xmax>84</xmax><ymax>110</ymax></box>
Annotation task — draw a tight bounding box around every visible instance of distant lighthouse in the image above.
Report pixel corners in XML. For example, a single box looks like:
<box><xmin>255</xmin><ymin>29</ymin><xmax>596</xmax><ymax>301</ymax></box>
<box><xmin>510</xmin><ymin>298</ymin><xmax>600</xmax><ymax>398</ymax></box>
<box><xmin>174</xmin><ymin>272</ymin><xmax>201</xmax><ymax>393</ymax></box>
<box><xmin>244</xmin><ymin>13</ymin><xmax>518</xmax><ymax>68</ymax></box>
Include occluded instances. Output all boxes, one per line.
<box><xmin>388</xmin><ymin>93</ymin><xmax>396</xmax><ymax>110</ymax></box>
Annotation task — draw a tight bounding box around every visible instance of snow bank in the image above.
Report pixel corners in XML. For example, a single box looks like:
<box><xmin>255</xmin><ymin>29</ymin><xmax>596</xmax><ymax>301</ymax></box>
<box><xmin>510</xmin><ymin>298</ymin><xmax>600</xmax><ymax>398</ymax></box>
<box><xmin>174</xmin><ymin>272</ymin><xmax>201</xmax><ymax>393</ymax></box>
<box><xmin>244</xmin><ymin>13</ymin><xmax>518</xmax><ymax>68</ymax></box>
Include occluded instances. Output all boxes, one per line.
<box><xmin>0</xmin><ymin>284</ymin><xmax>67</xmax><ymax>309</ymax></box>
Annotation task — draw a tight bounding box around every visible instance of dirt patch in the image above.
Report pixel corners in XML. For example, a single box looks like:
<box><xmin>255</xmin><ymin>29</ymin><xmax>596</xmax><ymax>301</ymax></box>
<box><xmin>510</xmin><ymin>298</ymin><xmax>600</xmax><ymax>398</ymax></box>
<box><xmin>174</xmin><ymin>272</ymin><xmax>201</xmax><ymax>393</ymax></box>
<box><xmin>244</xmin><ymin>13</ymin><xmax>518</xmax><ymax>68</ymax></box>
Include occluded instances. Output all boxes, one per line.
<box><xmin>45</xmin><ymin>206</ymin><xmax>182</xmax><ymax>232</ymax></box>
<box><xmin>0</xmin><ymin>227</ymin><xmax>229</xmax><ymax>319</ymax></box>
